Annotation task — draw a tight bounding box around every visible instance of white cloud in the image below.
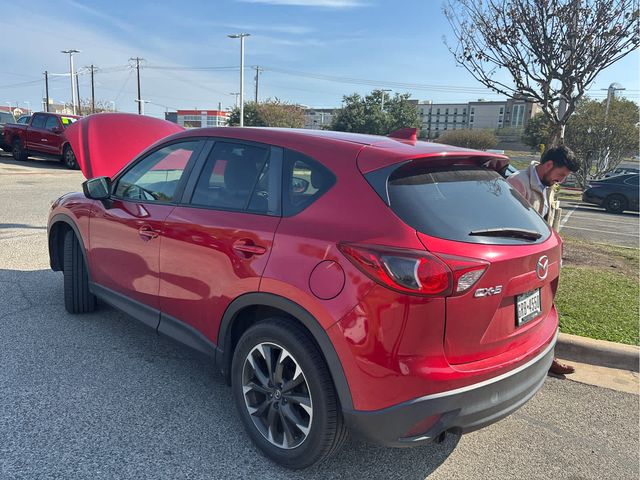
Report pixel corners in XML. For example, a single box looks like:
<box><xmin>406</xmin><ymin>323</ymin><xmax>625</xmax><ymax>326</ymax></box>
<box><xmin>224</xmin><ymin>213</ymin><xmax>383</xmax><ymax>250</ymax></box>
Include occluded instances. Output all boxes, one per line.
<box><xmin>237</xmin><ymin>0</ymin><xmax>367</xmax><ymax>7</ymax></box>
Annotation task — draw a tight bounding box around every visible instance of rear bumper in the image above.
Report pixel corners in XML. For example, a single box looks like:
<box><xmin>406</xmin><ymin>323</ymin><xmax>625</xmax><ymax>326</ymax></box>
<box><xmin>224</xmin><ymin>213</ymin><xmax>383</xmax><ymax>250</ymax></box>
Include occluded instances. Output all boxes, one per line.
<box><xmin>343</xmin><ymin>329</ymin><xmax>557</xmax><ymax>447</ymax></box>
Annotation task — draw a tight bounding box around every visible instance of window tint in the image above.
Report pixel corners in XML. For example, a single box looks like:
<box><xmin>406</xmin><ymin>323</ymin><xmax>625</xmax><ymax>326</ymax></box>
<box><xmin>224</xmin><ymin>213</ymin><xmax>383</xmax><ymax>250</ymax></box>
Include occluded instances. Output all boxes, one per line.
<box><xmin>114</xmin><ymin>141</ymin><xmax>199</xmax><ymax>203</ymax></box>
<box><xmin>190</xmin><ymin>141</ymin><xmax>273</xmax><ymax>214</ymax></box>
<box><xmin>17</xmin><ymin>116</ymin><xmax>30</xmax><ymax>124</ymax></box>
<box><xmin>385</xmin><ymin>165</ymin><xmax>550</xmax><ymax>245</ymax></box>
<box><xmin>31</xmin><ymin>114</ymin><xmax>46</xmax><ymax>129</ymax></box>
<box><xmin>283</xmin><ymin>149</ymin><xmax>335</xmax><ymax>216</ymax></box>
<box><xmin>44</xmin><ymin>116</ymin><xmax>59</xmax><ymax>131</ymax></box>
<box><xmin>0</xmin><ymin>112</ymin><xmax>14</xmax><ymax>123</ymax></box>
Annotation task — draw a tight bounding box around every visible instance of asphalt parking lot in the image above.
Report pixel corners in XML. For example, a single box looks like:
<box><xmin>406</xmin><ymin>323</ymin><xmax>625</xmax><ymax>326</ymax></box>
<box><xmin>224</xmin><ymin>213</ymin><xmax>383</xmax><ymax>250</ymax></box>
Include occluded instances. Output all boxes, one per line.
<box><xmin>0</xmin><ymin>153</ymin><xmax>638</xmax><ymax>479</ymax></box>
<box><xmin>559</xmin><ymin>199</ymin><xmax>639</xmax><ymax>248</ymax></box>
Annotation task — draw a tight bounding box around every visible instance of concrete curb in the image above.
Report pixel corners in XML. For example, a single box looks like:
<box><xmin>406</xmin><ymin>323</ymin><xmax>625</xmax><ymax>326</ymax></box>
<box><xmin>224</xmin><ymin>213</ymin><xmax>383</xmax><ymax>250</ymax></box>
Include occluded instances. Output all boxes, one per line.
<box><xmin>556</xmin><ymin>333</ymin><xmax>639</xmax><ymax>372</ymax></box>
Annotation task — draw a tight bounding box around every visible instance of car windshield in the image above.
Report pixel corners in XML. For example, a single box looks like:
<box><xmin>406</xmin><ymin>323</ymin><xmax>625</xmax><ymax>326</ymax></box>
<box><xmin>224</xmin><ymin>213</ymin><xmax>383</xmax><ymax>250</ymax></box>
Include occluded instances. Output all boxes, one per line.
<box><xmin>385</xmin><ymin>164</ymin><xmax>551</xmax><ymax>245</ymax></box>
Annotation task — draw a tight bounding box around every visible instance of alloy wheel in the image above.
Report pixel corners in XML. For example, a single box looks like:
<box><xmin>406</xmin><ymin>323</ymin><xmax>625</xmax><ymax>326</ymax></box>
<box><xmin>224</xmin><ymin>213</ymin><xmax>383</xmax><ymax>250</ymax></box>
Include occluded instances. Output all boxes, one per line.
<box><xmin>241</xmin><ymin>342</ymin><xmax>313</xmax><ymax>449</ymax></box>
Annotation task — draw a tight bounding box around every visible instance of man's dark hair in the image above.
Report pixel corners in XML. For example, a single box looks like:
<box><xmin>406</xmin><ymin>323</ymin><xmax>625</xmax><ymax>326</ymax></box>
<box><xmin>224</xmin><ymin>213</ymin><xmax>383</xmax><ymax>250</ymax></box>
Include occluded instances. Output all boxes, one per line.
<box><xmin>540</xmin><ymin>145</ymin><xmax>579</xmax><ymax>172</ymax></box>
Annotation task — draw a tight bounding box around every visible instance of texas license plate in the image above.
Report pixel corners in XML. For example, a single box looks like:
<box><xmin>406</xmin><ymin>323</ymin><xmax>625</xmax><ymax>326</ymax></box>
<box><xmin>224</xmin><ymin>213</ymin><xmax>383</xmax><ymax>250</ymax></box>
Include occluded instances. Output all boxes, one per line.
<box><xmin>516</xmin><ymin>289</ymin><xmax>541</xmax><ymax>326</ymax></box>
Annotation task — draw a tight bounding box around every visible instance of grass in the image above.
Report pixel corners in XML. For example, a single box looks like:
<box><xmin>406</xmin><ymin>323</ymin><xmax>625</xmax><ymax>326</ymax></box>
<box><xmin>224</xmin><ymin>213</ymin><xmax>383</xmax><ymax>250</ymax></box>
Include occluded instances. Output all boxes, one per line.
<box><xmin>555</xmin><ymin>268</ymin><xmax>639</xmax><ymax>345</ymax></box>
<box><xmin>555</xmin><ymin>236</ymin><xmax>639</xmax><ymax>345</ymax></box>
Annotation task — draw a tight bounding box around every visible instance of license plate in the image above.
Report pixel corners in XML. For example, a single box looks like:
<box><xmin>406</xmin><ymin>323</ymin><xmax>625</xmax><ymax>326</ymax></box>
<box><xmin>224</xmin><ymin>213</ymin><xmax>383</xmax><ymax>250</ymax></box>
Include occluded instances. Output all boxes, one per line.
<box><xmin>516</xmin><ymin>289</ymin><xmax>541</xmax><ymax>326</ymax></box>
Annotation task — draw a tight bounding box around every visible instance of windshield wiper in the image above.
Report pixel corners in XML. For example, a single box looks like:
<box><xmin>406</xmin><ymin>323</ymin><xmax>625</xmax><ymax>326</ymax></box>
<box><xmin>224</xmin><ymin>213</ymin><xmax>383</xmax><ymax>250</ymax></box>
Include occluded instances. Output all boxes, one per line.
<box><xmin>469</xmin><ymin>228</ymin><xmax>542</xmax><ymax>241</ymax></box>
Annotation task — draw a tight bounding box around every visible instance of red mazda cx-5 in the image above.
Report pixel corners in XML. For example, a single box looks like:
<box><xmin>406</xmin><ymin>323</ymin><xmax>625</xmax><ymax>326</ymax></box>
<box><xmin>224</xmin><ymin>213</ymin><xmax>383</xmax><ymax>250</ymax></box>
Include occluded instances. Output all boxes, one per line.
<box><xmin>48</xmin><ymin>114</ymin><xmax>559</xmax><ymax>469</ymax></box>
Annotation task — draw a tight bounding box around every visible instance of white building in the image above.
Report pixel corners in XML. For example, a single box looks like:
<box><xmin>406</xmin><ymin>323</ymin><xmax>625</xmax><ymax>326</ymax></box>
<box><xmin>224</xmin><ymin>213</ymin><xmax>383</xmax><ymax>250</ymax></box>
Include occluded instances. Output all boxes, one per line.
<box><xmin>304</xmin><ymin>108</ymin><xmax>336</xmax><ymax>129</ymax></box>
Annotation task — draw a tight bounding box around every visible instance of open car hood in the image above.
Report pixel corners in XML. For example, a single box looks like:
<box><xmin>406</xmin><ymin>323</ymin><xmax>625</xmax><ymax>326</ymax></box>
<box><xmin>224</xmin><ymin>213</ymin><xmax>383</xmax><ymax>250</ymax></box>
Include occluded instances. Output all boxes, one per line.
<box><xmin>64</xmin><ymin>113</ymin><xmax>184</xmax><ymax>179</ymax></box>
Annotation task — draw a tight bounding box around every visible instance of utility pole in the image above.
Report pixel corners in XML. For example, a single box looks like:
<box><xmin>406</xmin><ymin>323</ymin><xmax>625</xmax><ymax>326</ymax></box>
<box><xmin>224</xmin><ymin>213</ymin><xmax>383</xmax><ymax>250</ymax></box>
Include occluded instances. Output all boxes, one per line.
<box><xmin>130</xmin><ymin>57</ymin><xmax>145</xmax><ymax>114</ymax></box>
<box><xmin>88</xmin><ymin>64</ymin><xmax>97</xmax><ymax>114</ymax></box>
<box><xmin>230</xmin><ymin>92</ymin><xmax>240</xmax><ymax>109</ymax></box>
<box><xmin>61</xmin><ymin>49</ymin><xmax>80</xmax><ymax>115</ymax></box>
<box><xmin>254</xmin><ymin>65</ymin><xmax>262</xmax><ymax>103</ymax></box>
<box><xmin>380</xmin><ymin>89</ymin><xmax>392</xmax><ymax>111</ymax></box>
<box><xmin>228</xmin><ymin>33</ymin><xmax>250</xmax><ymax>126</ymax></box>
<box><xmin>43</xmin><ymin>71</ymin><xmax>49</xmax><ymax>112</ymax></box>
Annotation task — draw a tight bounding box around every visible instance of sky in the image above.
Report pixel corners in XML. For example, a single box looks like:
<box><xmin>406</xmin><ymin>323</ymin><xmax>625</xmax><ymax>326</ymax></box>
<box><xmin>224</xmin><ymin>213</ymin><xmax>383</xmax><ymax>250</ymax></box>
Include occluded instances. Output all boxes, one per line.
<box><xmin>2</xmin><ymin>0</ymin><xmax>638</xmax><ymax>119</ymax></box>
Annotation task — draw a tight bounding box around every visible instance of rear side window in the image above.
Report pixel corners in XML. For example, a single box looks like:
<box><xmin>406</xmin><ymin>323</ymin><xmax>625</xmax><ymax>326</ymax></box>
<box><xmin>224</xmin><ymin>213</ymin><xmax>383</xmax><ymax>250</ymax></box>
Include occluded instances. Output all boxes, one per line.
<box><xmin>385</xmin><ymin>165</ymin><xmax>550</xmax><ymax>245</ymax></box>
<box><xmin>190</xmin><ymin>141</ymin><xmax>275</xmax><ymax>215</ymax></box>
<box><xmin>31</xmin><ymin>114</ymin><xmax>46</xmax><ymax>129</ymax></box>
<box><xmin>282</xmin><ymin>149</ymin><xmax>335</xmax><ymax>216</ymax></box>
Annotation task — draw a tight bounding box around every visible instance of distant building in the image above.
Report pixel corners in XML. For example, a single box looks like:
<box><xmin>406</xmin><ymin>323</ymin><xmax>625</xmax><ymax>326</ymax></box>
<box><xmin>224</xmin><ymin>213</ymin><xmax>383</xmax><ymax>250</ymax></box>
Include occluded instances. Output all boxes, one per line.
<box><xmin>418</xmin><ymin>96</ymin><xmax>541</xmax><ymax>139</ymax></box>
<box><xmin>304</xmin><ymin>108</ymin><xmax>337</xmax><ymax>129</ymax></box>
<box><xmin>164</xmin><ymin>111</ymin><xmax>178</xmax><ymax>124</ymax></box>
<box><xmin>172</xmin><ymin>110</ymin><xmax>229</xmax><ymax>128</ymax></box>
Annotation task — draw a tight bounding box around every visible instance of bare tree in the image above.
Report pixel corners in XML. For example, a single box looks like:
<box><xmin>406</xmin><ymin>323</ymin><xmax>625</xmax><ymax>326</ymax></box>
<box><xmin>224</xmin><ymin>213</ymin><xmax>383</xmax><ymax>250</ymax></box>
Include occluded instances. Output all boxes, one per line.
<box><xmin>444</xmin><ymin>0</ymin><xmax>639</xmax><ymax>145</ymax></box>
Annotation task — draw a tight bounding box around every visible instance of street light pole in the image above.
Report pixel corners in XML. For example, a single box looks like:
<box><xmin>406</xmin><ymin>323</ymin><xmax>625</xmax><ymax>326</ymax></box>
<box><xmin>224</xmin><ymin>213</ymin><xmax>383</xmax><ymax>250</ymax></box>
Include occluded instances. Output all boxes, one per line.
<box><xmin>228</xmin><ymin>33</ymin><xmax>250</xmax><ymax>126</ymax></box>
<box><xmin>61</xmin><ymin>49</ymin><xmax>80</xmax><ymax>115</ymax></box>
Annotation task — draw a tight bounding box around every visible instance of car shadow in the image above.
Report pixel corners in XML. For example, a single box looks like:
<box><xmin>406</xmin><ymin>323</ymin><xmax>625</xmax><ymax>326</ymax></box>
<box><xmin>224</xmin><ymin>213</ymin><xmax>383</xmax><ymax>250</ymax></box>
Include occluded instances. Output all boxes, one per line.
<box><xmin>0</xmin><ymin>223</ymin><xmax>47</xmax><ymax>229</ymax></box>
<box><xmin>0</xmin><ymin>267</ymin><xmax>458</xmax><ymax>479</ymax></box>
<box><xmin>0</xmin><ymin>152</ymin><xmax>69</xmax><ymax>170</ymax></box>
<box><xmin>560</xmin><ymin>202</ymin><xmax>640</xmax><ymax>217</ymax></box>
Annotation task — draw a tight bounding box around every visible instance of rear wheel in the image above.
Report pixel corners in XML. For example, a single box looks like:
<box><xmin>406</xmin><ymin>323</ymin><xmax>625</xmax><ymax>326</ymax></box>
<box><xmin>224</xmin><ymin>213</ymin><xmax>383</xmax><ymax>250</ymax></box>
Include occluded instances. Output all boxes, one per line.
<box><xmin>231</xmin><ymin>318</ymin><xmax>348</xmax><ymax>469</ymax></box>
<box><xmin>12</xmin><ymin>139</ymin><xmax>27</xmax><ymax>161</ymax></box>
<box><xmin>63</xmin><ymin>230</ymin><xmax>96</xmax><ymax>314</ymax></box>
<box><xmin>63</xmin><ymin>145</ymin><xmax>78</xmax><ymax>170</ymax></box>
<box><xmin>604</xmin><ymin>194</ymin><xmax>627</xmax><ymax>214</ymax></box>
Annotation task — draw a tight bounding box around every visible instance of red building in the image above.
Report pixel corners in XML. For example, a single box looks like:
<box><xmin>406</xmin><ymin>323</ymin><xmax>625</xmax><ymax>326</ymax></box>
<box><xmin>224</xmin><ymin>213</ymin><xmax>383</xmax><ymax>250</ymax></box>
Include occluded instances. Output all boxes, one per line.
<box><xmin>176</xmin><ymin>110</ymin><xmax>229</xmax><ymax>128</ymax></box>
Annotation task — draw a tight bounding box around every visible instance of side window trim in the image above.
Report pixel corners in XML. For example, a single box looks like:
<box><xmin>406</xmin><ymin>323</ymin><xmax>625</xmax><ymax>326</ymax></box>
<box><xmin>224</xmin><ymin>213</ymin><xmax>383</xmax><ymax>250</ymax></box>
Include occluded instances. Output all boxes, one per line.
<box><xmin>110</xmin><ymin>138</ymin><xmax>206</xmax><ymax>204</ymax></box>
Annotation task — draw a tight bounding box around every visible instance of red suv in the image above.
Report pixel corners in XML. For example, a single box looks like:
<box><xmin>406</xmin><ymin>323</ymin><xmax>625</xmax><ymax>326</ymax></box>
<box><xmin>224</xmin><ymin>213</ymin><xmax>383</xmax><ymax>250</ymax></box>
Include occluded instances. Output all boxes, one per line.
<box><xmin>48</xmin><ymin>114</ymin><xmax>559</xmax><ymax>469</ymax></box>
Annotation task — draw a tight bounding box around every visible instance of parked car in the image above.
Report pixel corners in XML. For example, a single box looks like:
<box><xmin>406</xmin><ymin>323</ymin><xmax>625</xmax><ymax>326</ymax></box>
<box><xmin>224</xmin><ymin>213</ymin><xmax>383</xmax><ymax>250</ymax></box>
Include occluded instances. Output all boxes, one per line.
<box><xmin>582</xmin><ymin>174</ymin><xmax>639</xmax><ymax>213</ymax></box>
<box><xmin>15</xmin><ymin>114</ymin><xmax>31</xmax><ymax>125</ymax></box>
<box><xmin>0</xmin><ymin>110</ymin><xmax>16</xmax><ymax>151</ymax></box>
<box><xmin>3</xmin><ymin>112</ymin><xmax>79</xmax><ymax>168</ymax></box>
<box><xmin>49</xmin><ymin>114</ymin><xmax>559</xmax><ymax>469</ymax></box>
<box><xmin>604</xmin><ymin>166</ymin><xmax>640</xmax><ymax>178</ymax></box>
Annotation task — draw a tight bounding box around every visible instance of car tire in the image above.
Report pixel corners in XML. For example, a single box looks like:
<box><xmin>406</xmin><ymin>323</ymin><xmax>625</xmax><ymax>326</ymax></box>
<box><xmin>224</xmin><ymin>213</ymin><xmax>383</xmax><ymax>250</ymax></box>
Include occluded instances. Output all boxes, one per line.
<box><xmin>63</xmin><ymin>145</ymin><xmax>78</xmax><ymax>170</ymax></box>
<box><xmin>63</xmin><ymin>230</ymin><xmax>96</xmax><ymax>314</ymax></box>
<box><xmin>231</xmin><ymin>317</ymin><xmax>348</xmax><ymax>469</ymax></box>
<box><xmin>12</xmin><ymin>139</ymin><xmax>27</xmax><ymax>161</ymax></box>
<box><xmin>604</xmin><ymin>194</ymin><xmax>627</xmax><ymax>214</ymax></box>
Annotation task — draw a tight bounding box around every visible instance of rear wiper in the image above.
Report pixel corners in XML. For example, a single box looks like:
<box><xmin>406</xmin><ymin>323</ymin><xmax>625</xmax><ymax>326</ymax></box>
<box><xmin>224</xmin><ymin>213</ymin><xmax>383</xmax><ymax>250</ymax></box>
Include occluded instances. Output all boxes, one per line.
<box><xmin>469</xmin><ymin>228</ymin><xmax>542</xmax><ymax>240</ymax></box>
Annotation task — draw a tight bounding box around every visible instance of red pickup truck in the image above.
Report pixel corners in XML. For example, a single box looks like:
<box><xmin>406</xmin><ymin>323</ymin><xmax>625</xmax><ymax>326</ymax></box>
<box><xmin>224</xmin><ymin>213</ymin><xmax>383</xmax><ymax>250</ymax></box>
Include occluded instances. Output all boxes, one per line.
<box><xmin>4</xmin><ymin>112</ymin><xmax>80</xmax><ymax>169</ymax></box>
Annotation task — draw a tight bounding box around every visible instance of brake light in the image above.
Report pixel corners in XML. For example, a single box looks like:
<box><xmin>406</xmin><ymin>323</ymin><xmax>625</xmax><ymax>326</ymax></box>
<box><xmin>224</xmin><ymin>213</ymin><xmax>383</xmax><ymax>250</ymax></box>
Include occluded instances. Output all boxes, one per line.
<box><xmin>338</xmin><ymin>243</ymin><xmax>488</xmax><ymax>297</ymax></box>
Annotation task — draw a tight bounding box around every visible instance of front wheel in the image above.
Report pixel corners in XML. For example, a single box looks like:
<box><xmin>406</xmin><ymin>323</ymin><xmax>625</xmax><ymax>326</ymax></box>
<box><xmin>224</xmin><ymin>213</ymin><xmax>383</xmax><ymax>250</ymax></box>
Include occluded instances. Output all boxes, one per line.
<box><xmin>63</xmin><ymin>230</ymin><xmax>96</xmax><ymax>314</ymax></box>
<box><xmin>62</xmin><ymin>145</ymin><xmax>78</xmax><ymax>170</ymax></box>
<box><xmin>231</xmin><ymin>318</ymin><xmax>348</xmax><ymax>469</ymax></box>
<box><xmin>604</xmin><ymin>194</ymin><xmax>627</xmax><ymax>214</ymax></box>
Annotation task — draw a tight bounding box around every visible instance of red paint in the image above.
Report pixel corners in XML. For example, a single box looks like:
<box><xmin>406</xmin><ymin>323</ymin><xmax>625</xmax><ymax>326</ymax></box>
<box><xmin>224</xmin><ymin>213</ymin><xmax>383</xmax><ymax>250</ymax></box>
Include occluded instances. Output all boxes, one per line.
<box><xmin>49</xmin><ymin>124</ymin><xmax>561</xmax><ymax>422</ymax></box>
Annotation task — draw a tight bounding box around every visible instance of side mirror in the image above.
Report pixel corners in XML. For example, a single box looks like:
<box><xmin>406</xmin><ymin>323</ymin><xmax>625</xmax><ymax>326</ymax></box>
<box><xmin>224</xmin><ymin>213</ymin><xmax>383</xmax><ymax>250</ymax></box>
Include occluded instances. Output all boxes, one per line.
<box><xmin>292</xmin><ymin>176</ymin><xmax>310</xmax><ymax>194</ymax></box>
<box><xmin>51</xmin><ymin>126</ymin><xmax>63</xmax><ymax>134</ymax></box>
<box><xmin>82</xmin><ymin>176</ymin><xmax>111</xmax><ymax>200</ymax></box>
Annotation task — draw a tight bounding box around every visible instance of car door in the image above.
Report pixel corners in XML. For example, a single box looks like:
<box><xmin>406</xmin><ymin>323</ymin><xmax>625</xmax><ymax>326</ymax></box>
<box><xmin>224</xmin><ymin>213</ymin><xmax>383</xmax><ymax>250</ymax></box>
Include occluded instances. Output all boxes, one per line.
<box><xmin>26</xmin><ymin>113</ymin><xmax>47</xmax><ymax>152</ymax></box>
<box><xmin>42</xmin><ymin>115</ymin><xmax>63</xmax><ymax>155</ymax></box>
<box><xmin>88</xmin><ymin>140</ymin><xmax>205</xmax><ymax>327</ymax></box>
<box><xmin>623</xmin><ymin>175</ymin><xmax>639</xmax><ymax>210</ymax></box>
<box><xmin>158</xmin><ymin>139</ymin><xmax>282</xmax><ymax>341</ymax></box>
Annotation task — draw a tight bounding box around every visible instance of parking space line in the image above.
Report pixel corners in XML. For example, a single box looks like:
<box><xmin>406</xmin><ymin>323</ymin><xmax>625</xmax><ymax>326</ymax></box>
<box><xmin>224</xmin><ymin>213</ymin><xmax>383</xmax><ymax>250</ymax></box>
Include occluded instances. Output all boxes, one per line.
<box><xmin>559</xmin><ymin>205</ymin><xmax>578</xmax><ymax>232</ymax></box>
<box><xmin>566</xmin><ymin>214</ymin><xmax>639</xmax><ymax>226</ymax></box>
<box><xmin>560</xmin><ymin>225</ymin><xmax>640</xmax><ymax>238</ymax></box>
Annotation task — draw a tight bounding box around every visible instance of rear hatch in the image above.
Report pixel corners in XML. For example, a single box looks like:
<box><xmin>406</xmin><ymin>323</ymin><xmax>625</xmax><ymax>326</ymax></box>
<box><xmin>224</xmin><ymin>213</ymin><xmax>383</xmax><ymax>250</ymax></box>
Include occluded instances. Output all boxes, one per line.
<box><xmin>366</xmin><ymin>156</ymin><xmax>559</xmax><ymax>364</ymax></box>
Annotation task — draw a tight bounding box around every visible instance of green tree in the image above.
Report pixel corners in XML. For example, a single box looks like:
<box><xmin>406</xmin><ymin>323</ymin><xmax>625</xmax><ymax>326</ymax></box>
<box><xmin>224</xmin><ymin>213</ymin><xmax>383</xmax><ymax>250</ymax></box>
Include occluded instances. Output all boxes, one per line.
<box><xmin>227</xmin><ymin>99</ymin><xmax>305</xmax><ymax>127</ymax></box>
<box><xmin>435</xmin><ymin>129</ymin><xmax>498</xmax><ymax>150</ymax></box>
<box><xmin>328</xmin><ymin>90</ymin><xmax>421</xmax><ymax>135</ymax></box>
<box><xmin>444</xmin><ymin>0</ymin><xmax>639</xmax><ymax>145</ymax></box>
<box><xmin>565</xmin><ymin>96</ymin><xmax>639</xmax><ymax>186</ymax></box>
<box><xmin>522</xmin><ymin>113</ymin><xmax>553</xmax><ymax>152</ymax></box>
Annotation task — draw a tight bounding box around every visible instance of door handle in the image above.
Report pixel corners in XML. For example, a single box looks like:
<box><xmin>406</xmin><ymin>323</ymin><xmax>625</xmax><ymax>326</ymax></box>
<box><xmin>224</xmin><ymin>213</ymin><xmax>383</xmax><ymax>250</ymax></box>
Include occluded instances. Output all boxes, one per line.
<box><xmin>233</xmin><ymin>239</ymin><xmax>267</xmax><ymax>257</ymax></box>
<box><xmin>138</xmin><ymin>225</ymin><xmax>159</xmax><ymax>241</ymax></box>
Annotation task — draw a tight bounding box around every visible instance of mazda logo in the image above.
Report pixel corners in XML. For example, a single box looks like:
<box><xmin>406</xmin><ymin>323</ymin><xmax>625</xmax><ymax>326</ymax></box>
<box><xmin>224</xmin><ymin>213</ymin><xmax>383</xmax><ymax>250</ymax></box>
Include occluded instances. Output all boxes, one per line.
<box><xmin>536</xmin><ymin>256</ymin><xmax>549</xmax><ymax>280</ymax></box>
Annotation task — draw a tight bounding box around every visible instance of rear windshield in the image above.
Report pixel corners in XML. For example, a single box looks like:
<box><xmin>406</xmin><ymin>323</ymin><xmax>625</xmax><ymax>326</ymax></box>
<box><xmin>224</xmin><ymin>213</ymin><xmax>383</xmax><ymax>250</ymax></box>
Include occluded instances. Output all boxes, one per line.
<box><xmin>0</xmin><ymin>112</ymin><xmax>14</xmax><ymax>124</ymax></box>
<box><xmin>385</xmin><ymin>165</ymin><xmax>550</xmax><ymax>245</ymax></box>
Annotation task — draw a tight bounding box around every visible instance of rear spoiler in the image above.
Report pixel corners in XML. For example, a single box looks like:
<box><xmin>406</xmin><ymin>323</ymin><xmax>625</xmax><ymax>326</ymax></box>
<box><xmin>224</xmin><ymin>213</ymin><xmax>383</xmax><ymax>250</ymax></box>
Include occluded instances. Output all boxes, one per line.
<box><xmin>64</xmin><ymin>113</ymin><xmax>184</xmax><ymax>179</ymax></box>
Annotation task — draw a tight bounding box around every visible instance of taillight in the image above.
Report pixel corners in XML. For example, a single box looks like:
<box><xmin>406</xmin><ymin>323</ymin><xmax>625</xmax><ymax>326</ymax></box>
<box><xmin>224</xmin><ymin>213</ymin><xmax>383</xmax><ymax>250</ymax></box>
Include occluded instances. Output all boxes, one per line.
<box><xmin>338</xmin><ymin>243</ymin><xmax>487</xmax><ymax>297</ymax></box>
